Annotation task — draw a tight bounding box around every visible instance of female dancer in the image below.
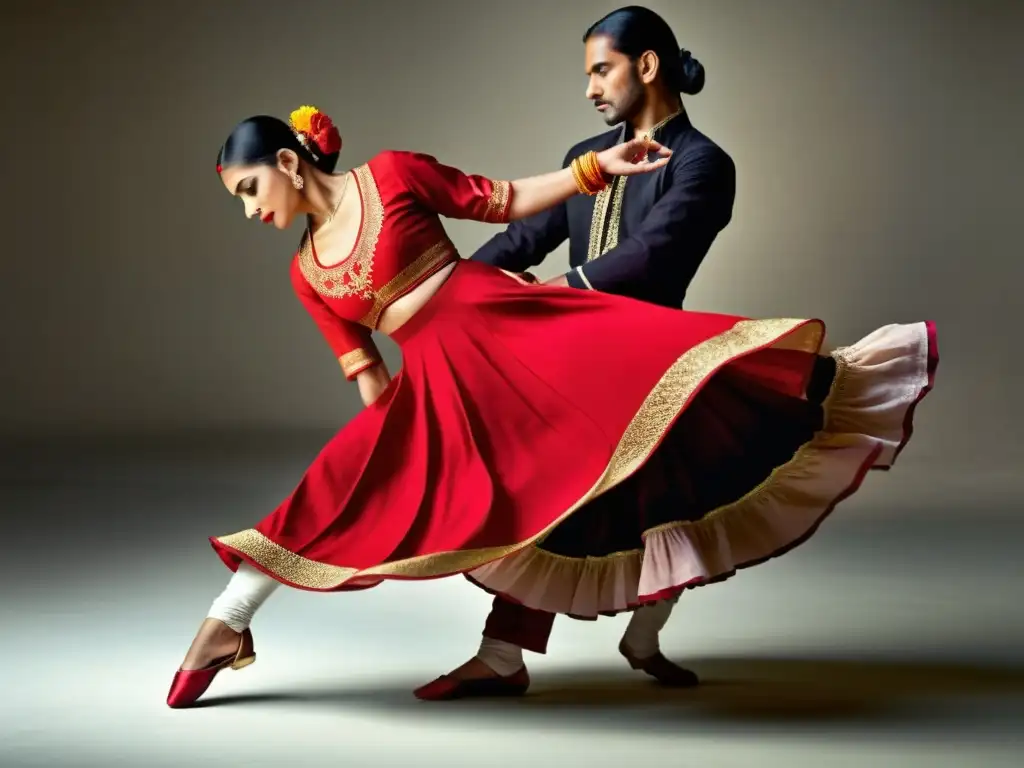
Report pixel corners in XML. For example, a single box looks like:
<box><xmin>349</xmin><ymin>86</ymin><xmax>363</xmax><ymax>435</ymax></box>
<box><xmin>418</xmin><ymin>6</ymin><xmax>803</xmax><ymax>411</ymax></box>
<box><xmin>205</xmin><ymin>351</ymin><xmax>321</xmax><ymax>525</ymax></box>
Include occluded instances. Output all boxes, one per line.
<box><xmin>167</xmin><ymin>105</ymin><xmax>937</xmax><ymax>708</ymax></box>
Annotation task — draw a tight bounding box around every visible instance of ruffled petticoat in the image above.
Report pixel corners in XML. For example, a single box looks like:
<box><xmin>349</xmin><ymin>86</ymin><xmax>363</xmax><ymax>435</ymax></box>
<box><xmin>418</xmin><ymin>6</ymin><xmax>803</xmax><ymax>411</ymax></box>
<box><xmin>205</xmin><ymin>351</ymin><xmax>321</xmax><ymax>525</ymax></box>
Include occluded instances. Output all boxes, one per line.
<box><xmin>466</xmin><ymin>321</ymin><xmax>937</xmax><ymax>617</ymax></box>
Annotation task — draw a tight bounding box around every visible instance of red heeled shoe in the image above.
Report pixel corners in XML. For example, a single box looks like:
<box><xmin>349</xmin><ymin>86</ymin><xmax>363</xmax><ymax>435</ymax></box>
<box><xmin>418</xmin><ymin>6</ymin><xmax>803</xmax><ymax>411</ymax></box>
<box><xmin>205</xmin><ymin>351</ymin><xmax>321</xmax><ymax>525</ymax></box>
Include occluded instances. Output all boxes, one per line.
<box><xmin>618</xmin><ymin>639</ymin><xmax>699</xmax><ymax>687</ymax></box>
<box><xmin>413</xmin><ymin>666</ymin><xmax>530</xmax><ymax>701</ymax></box>
<box><xmin>166</xmin><ymin>628</ymin><xmax>255</xmax><ymax>708</ymax></box>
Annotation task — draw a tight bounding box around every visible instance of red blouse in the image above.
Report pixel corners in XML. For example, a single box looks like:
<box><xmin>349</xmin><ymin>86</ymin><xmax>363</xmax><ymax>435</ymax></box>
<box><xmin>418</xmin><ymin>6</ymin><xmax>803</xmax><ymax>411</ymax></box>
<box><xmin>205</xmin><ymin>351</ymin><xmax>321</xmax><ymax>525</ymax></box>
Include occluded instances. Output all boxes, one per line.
<box><xmin>289</xmin><ymin>150</ymin><xmax>513</xmax><ymax>379</ymax></box>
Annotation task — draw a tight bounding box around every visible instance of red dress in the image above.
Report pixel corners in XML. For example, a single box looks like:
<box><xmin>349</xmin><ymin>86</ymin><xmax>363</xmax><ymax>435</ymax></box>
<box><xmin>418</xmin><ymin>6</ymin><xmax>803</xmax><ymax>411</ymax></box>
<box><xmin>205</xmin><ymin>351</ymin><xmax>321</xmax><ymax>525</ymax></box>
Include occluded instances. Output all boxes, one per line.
<box><xmin>209</xmin><ymin>150</ymin><xmax>938</xmax><ymax>612</ymax></box>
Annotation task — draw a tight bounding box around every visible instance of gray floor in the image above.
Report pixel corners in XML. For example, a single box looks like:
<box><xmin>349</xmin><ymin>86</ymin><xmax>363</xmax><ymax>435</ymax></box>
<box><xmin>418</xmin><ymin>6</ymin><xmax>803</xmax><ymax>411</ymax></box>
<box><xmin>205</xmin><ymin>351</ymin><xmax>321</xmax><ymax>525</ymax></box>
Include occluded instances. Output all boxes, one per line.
<box><xmin>2</xmin><ymin>436</ymin><xmax>1022</xmax><ymax>767</ymax></box>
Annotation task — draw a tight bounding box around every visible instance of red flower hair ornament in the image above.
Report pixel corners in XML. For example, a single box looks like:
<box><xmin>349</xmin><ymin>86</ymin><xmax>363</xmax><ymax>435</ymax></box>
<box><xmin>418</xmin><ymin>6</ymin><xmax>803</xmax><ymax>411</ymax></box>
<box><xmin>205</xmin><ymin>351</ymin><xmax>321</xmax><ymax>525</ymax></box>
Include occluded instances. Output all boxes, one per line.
<box><xmin>289</xmin><ymin>105</ymin><xmax>343</xmax><ymax>161</ymax></box>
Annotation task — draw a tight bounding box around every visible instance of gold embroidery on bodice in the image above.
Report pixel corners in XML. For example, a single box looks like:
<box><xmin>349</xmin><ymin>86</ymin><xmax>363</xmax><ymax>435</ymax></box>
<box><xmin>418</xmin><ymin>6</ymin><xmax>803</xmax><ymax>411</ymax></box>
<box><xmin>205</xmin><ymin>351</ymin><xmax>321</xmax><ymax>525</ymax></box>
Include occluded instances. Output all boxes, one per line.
<box><xmin>298</xmin><ymin>164</ymin><xmax>384</xmax><ymax>301</ymax></box>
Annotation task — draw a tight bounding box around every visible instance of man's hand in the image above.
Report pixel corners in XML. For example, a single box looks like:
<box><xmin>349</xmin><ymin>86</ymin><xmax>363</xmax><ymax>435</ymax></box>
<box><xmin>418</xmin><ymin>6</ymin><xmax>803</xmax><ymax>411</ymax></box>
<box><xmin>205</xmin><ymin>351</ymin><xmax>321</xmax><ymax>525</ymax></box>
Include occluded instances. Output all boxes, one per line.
<box><xmin>499</xmin><ymin>269</ymin><xmax>538</xmax><ymax>285</ymax></box>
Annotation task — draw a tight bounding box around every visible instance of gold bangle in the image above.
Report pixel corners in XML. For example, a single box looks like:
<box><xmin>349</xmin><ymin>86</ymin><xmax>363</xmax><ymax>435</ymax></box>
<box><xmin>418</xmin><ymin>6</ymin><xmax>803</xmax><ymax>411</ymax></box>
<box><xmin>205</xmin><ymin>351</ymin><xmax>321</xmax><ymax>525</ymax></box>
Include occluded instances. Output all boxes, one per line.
<box><xmin>592</xmin><ymin>152</ymin><xmax>608</xmax><ymax>186</ymax></box>
<box><xmin>577</xmin><ymin>156</ymin><xmax>594</xmax><ymax>193</ymax></box>
<box><xmin>570</xmin><ymin>157</ymin><xmax>592</xmax><ymax>195</ymax></box>
<box><xmin>570</xmin><ymin>158</ymin><xmax>587</xmax><ymax>195</ymax></box>
<box><xmin>571</xmin><ymin>152</ymin><xmax>607</xmax><ymax>196</ymax></box>
<box><xmin>581</xmin><ymin>151</ymin><xmax>606</xmax><ymax>193</ymax></box>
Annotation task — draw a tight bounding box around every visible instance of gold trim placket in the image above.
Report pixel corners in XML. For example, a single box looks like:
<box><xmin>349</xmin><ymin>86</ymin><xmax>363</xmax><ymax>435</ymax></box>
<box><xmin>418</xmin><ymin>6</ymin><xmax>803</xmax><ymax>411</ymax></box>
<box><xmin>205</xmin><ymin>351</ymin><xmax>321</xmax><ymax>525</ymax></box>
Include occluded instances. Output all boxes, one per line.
<box><xmin>585</xmin><ymin>110</ymin><xmax>684</xmax><ymax>262</ymax></box>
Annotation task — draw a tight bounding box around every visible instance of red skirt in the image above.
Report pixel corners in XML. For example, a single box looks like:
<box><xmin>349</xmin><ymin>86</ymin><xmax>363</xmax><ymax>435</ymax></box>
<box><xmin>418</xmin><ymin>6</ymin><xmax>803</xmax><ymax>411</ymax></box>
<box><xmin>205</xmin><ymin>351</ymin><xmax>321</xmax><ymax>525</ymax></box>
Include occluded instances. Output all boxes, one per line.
<box><xmin>210</xmin><ymin>260</ymin><xmax>938</xmax><ymax>612</ymax></box>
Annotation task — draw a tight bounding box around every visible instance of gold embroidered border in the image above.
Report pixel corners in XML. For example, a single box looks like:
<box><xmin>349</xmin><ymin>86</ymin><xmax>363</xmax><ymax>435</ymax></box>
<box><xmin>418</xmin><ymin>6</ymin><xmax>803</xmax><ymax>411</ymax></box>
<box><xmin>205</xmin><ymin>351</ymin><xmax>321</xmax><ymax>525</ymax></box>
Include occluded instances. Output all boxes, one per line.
<box><xmin>601</xmin><ymin>176</ymin><xmax>628</xmax><ymax>255</ymax></box>
<box><xmin>216</xmin><ymin>529</ymin><xmax>358</xmax><ymax>589</ymax></box>
<box><xmin>485</xmin><ymin>180</ymin><xmax>512</xmax><ymax>223</ymax></box>
<box><xmin>339</xmin><ymin>348</ymin><xmax>380</xmax><ymax>379</ymax></box>
<box><xmin>359</xmin><ymin>238</ymin><xmax>458</xmax><ymax>329</ymax></box>
<box><xmin>298</xmin><ymin>165</ymin><xmax>384</xmax><ymax>301</ymax></box>
<box><xmin>214</xmin><ymin>317</ymin><xmax>824</xmax><ymax>588</ymax></box>
<box><xmin>586</xmin><ymin>185</ymin><xmax>614</xmax><ymax>262</ymax></box>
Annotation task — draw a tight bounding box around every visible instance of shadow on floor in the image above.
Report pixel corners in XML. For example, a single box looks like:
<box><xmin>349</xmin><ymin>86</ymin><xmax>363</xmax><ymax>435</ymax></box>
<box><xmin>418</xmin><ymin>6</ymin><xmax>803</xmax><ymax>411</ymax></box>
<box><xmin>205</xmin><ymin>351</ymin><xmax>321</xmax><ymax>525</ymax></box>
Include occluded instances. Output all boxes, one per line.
<box><xmin>194</xmin><ymin>655</ymin><xmax>1024</xmax><ymax>731</ymax></box>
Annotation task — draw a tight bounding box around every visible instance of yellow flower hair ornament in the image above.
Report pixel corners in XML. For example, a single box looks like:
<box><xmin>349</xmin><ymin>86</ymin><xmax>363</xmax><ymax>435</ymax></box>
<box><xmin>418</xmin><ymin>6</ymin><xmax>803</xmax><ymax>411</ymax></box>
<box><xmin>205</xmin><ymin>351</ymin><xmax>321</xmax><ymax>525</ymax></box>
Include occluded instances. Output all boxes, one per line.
<box><xmin>288</xmin><ymin>105</ymin><xmax>342</xmax><ymax>158</ymax></box>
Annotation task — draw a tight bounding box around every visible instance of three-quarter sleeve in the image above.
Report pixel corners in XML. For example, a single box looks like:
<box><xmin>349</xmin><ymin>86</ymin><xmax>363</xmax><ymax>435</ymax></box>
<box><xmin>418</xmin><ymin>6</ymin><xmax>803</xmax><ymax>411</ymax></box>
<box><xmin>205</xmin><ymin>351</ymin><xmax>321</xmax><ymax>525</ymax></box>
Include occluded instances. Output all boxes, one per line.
<box><xmin>385</xmin><ymin>149</ymin><xmax>513</xmax><ymax>223</ymax></box>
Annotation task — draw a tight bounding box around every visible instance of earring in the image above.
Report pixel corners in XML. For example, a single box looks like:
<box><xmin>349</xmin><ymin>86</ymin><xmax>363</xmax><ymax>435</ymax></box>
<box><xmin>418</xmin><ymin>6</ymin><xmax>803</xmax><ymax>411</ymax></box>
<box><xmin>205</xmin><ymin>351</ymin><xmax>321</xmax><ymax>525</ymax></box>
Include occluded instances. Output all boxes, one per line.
<box><xmin>292</xmin><ymin>173</ymin><xmax>304</xmax><ymax>190</ymax></box>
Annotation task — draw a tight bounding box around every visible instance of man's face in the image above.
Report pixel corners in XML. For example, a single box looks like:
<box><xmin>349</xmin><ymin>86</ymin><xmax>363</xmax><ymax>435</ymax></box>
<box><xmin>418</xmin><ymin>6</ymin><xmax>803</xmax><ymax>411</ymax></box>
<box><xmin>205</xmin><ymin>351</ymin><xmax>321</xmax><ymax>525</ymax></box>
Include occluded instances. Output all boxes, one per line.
<box><xmin>584</xmin><ymin>34</ymin><xmax>645</xmax><ymax>126</ymax></box>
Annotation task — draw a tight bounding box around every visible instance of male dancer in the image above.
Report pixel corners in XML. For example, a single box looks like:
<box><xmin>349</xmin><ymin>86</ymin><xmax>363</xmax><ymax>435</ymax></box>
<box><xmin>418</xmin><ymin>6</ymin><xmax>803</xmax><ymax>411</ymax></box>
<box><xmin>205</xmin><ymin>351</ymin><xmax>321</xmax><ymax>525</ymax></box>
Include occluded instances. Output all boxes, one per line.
<box><xmin>414</xmin><ymin>6</ymin><xmax>835</xmax><ymax>700</ymax></box>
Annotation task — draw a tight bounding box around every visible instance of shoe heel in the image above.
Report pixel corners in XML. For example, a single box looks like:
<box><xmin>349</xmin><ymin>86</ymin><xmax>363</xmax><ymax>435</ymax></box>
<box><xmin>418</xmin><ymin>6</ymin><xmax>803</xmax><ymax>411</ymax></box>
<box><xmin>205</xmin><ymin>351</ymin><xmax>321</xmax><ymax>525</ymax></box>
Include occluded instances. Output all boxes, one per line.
<box><xmin>231</xmin><ymin>654</ymin><xmax>256</xmax><ymax>671</ymax></box>
<box><xmin>618</xmin><ymin>640</ymin><xmax>644</xmax><ymax>669</ymax></box>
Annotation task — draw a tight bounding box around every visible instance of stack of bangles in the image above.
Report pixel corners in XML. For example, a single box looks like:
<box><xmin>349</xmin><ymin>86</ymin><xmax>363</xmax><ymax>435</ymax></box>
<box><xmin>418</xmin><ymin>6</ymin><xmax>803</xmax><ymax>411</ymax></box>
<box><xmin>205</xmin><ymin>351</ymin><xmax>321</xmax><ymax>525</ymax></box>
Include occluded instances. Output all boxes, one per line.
<box><xmin>570</xmin><ymin>150</ymin><xmax>609</xmax><ymax>196</ymax></box>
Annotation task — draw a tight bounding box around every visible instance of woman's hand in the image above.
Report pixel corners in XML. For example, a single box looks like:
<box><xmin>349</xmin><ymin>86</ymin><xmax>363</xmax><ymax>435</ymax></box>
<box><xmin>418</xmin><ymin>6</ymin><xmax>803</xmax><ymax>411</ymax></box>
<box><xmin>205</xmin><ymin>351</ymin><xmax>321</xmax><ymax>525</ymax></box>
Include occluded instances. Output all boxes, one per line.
<box><xmin>499</xmin><ymin>269</ymin><xmax>539</xmax><ymax>285</ymax></box>
<box><xmin>356</xmin><ymin>364</ymin><xmax>392</xmax><ymax>408</ymax></box>
<box><xmin>597</xmin><ymin>137</ymin><xmax>672</xmax><ymax>177</ymax></box>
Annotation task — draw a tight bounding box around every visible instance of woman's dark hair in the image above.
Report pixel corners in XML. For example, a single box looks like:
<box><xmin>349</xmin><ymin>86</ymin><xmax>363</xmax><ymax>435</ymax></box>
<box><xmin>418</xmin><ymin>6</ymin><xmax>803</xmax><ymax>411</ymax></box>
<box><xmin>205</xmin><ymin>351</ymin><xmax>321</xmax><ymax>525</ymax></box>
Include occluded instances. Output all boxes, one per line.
<box><xmin>216</xmin><ymin>115</ymin><xmax>340</xmax><ymax>174</ymax></box>
<box><xmin>583</xmin><ymin>6</ymin><xmax>705</xmax><ymax>96</ymax></box>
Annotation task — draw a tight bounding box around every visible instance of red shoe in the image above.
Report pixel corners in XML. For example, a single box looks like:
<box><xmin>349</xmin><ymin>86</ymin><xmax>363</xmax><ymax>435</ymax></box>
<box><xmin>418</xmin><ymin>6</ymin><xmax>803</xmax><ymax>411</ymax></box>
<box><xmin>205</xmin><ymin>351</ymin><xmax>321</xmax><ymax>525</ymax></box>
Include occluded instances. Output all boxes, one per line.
<box><xmin>619</xmin><ymin>639</ymin><xmax>699</xmax><ymax>687</ymax></box>
<box><xmin>413</xmin><ymin>666</ymin><xmax>530</xmax><ymax>701</ymax></box>
<box><xmin>166</xmin><ymin>629</ymin><xmax>256</xmax><ymax>708</ymax></box>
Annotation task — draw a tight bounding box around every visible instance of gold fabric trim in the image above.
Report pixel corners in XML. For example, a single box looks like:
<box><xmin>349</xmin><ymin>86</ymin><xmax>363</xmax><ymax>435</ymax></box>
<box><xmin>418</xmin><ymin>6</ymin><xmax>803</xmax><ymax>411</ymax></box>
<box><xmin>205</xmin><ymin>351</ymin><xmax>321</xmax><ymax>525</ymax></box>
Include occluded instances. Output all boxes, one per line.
<box><xmin>585</xmin><ymin>110</ymin><xmax>683</xmax><ymax>263</ymax></box>
<box><xmin>601</xmin><ymin>176</ymin><xmax>627</xmax><ymax>255</ymax></box>
<box><xmin>339</xmin><ymin>348</ymin><xmax>380</xmax><ymax>379</ymax></box>
<box><xmin>485</xmin><ymin>180</ymin><xmax>511</xmax><ymax>223</ymax></box>
<box><xmin>298</xmin><ymin>165</ymin><xmax>384</xmax><ymax>301</ymax></box>
<box><xmin>359</xmin><ymin>238</ymin><xmax>458</xmax><ymax>329</ymax></box>
<box><xmin>216</xmin><ymin>529</ymin><xmax>358</xmax><ymax>589</ymax></box>
<box><xmin>821</xmin><ymin>346</ymin><xmax>851</xmax><ymax>429</ymax></box>
<box><xmin>214</xmin><ymin>317</ymin><xmax>824</xmax><ymax>588</ymax></box>
<box><xmin>586</xmin><ymin>185</ymin><xmax>614</xmax><ymax>262</ymax></box>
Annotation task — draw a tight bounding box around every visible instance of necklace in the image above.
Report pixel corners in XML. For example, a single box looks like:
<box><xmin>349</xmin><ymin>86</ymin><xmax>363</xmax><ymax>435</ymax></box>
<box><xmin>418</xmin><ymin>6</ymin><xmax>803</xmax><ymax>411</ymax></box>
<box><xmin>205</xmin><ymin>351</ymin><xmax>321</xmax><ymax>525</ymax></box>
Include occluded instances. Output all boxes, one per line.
<box><xmin>639</xmin><ymin>108</ymin><xmax>683</xmax><ymax>149</ymax></box>
<box><xmin>303</xmin><ymin>172</ymin><xmax>353</xmax><ymax>253</ymax></box>
<box><xmin>322</xmin><ymin>173</ymin><xmax>351</xmax><ymax>224</ymax></box>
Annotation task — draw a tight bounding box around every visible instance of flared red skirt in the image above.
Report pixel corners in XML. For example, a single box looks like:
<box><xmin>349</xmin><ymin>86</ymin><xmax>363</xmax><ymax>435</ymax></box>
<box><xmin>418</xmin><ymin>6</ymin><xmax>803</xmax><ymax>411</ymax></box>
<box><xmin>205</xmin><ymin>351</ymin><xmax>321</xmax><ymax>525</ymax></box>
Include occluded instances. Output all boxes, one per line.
<box><xmin>209</xmin><ymin>260</ymin><xmax>938</xmax><ymax>612</ymax></box>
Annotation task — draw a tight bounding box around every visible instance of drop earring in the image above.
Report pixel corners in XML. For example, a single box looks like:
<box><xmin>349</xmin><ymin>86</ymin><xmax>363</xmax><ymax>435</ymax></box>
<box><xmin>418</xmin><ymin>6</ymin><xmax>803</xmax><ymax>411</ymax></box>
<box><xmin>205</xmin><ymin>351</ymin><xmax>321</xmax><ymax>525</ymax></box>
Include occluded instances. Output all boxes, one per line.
<box><xmin>292</xmin><ymin>173</ymin><xmax>304</xmax><ymax>190</ymax></box>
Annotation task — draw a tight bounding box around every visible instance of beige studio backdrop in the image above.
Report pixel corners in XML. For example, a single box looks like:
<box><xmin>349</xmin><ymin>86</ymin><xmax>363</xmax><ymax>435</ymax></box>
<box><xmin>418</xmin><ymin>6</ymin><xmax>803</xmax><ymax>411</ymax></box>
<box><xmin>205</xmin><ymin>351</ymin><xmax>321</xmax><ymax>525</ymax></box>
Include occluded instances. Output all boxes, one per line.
<box><xmin>3</xmin><ymin>5</ymin><xmax>1024</xmax><ymax>766</ymax></box>
<box><xmin>2</xmin><ymin>0</ymin><xmax>1020</xmax><ymax>482</ymax></box>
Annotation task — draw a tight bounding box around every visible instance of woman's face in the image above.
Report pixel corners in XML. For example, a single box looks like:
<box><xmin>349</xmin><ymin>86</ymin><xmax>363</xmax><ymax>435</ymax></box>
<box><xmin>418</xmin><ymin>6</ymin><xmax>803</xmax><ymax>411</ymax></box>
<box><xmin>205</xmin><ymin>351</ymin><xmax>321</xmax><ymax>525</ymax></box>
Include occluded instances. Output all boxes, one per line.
<box><xmin>220</xmin><ymin>151</ymin><xmax>303</xmax><ymax>230</ymax></box>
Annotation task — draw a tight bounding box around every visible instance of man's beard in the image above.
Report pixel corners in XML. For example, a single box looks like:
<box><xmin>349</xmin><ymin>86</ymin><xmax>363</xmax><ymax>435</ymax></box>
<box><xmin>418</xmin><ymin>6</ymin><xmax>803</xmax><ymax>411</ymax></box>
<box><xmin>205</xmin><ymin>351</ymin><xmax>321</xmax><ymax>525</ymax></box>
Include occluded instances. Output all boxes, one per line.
<box><xmin>599</xmin><ymin>75</ymin><xmax>645</xmax><ymax>126</ymax></box>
